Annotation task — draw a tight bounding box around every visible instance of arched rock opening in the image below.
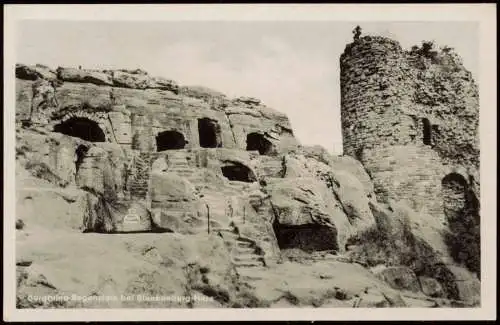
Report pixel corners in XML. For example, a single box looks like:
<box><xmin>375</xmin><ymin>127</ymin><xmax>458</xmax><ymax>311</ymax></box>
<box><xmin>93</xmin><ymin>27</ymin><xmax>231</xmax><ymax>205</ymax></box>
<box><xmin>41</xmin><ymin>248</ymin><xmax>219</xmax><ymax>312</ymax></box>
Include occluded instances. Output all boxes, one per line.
<box><xmin>156</xmin><ymin>130</ymin><xmax>186</xmax><ymax>151</ymax></box>
<box><xmin>442</xmin><ymin>172</ymin><xmax>481</xmax><ymax>276</ymax></box>
<box><xmin>246</xmin><ymin>132</ymin><xmax>273</xmax><ymax>155</ymax></box>
<box><xmin>221</xmin><ymin>161</ymin><xmax>257</xmax><ymax>183</ymax></box>
<box><xmin>54</xmin><ymin>117</ymin><xmax>105</xmax><ymax>142</ymax></box>
<box><xmin>442</xmin><ymin>173</ymin><xmax>468</xmax><ymax>222</ymax></box>
<box><xmin>198</xmin><ymin>118</ymin><xmax>222</xmax><ymax>148</ymax></box>
<box><xmin>422</xmin><ymin>118</ymin><xmax>432</xmax><ymax>145</ymax></box>
<box><xmin>273</xmin><ymin>222</ymin><xmax>338</xmax><ymax>253</ymax></box>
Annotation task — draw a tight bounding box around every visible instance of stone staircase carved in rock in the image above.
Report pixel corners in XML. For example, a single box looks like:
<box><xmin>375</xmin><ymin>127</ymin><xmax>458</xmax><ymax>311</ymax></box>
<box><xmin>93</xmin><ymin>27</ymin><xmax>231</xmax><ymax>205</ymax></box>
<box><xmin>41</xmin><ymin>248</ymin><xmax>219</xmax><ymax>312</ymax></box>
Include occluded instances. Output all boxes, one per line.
<box><xmin>231</xmin><ymin>236</ymin><xmax>266</xmax><ymax>268</ymax></box>
<box><xmin>165</xmin><ymin>150</ymin><xmax>192</xmax><ymax>176</ymax></box>
<box><xmin>127</xmin><ymin>152</ymin><xmax>153</xmax><ymax>201</ymax></box>
<box><xmin>213</xmin><ymin>196</ymin><xmax>267</xmax><ymax>270</ymax></box>
<box><xmin>164</xmin><ymin>150</ymin><xmax>205</xmax><ymax>184</ymax></box>
<box><xmin>248</xmin><ymin>191</ymin><xmax>271</xmax><ymax>219</ymax></box>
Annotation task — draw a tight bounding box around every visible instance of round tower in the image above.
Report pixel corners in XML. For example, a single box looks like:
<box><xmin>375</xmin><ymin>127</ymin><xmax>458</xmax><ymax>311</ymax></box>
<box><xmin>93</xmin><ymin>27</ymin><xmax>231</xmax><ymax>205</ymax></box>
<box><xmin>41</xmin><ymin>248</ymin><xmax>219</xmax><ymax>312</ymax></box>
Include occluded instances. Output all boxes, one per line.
<box><xmin>340</xmin><ymin>35</ymin><xmax>416</xmax><ymax>159</ymax></box>
<box><xmin>340</xmin><ymin>34</ymin><xmax>480</xmax><ymax>223</ymax></box>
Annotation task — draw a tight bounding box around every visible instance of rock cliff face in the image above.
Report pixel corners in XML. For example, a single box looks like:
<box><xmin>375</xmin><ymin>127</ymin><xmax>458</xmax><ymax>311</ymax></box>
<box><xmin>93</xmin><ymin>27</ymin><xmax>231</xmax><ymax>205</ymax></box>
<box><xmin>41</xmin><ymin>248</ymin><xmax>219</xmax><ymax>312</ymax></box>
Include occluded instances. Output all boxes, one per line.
<box><xmin>15</xmin><ymin>35</ymin><xmax>480</xmax><ymax>308</ymax></box>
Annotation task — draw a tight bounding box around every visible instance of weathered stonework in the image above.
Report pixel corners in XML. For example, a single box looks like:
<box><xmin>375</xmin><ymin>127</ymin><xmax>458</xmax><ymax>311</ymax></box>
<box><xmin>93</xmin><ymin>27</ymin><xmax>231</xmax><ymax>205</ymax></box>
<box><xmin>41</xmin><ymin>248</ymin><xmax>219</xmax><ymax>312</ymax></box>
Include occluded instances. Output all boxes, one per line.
<box><xmin>340</xmin><ymin>35</ymin><xmax>481</xmax><ymax>301</ymax></box>
<box><xmin>340</xmin><ymin>35</ymin><xmax>480</xmax><ymax>224</ymax></box>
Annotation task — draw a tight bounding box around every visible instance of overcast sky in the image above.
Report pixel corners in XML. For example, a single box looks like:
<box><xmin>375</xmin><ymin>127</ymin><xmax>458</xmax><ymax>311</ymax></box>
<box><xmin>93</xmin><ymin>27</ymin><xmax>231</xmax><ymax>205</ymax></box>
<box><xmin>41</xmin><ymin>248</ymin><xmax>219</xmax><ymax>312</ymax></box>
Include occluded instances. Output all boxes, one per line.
<box><xmin>16</xmin><ymin>21</ymin><xmax>478</xmax><ymax>154</ymax></box>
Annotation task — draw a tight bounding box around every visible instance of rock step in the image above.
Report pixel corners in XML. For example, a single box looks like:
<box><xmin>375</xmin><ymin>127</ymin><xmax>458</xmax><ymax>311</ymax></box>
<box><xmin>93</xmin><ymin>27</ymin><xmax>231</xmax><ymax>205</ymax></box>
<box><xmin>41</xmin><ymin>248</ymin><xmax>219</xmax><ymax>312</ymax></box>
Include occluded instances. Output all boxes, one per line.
<box><xmin>128</xmin><ymin>179</ymin><xmax>148</xmax><ymax>185</ymax></box>
<box><xmin>128</xmin><ymin>179</ymin><xmax>148</xmax><ymax>184</ymax></box>
<box><xmin>167</xmin><ymin>161</ymin><xmax>190</xmax><ymax>166</ymax></box>
<box><xmin>166</xmin><ymin>156</ymin><xmax>192</xmax><ymax>163</ymax></box>
<box><xmin>129</xmin><ymin>185</ymin><xmax>148</xmax><ymax>191</ymax></box>
<box><xmin>131</xmin><ymin>194</ymin><xmax>148</xmax><ymax>199</ymax></box>
<box><xmin>131</xmin><ymin>184</ymin><xmax>149</xmax><ymax>189</ymax></box>
<box><xmin>237</xmin><ymin>273</ymin><xmax>264</xmax><ymax>280</ymax></box>
<box><xmin>232</xmin><ymin>260</ymin><xmax>263</xmax><ymax>267</ymax></box>
<box><xmin>232</xmin><ymin>216</ymin><xmax>245</xmax><ymax>223</ymax></box>
<box><xmin>130</xmin><ymin>180</ymin><xmax>149</xmax><ymax>185</ymax></box>
<box><xmin>128</xmin><ymin>184</ymin><xmax>145</xmax><ymax>188</ymax></box>
<box><xmin>167</xmin><ymin>165</ymin><xmax>193</xmax><ymax>170</ymax></box>
<box><xmin>215</xmin><ymin>230</ymin><xmax>239</xmax><ymax>240</ymax></box>
<box><xmin>211</xmin><ymin>227</ymin><xmax>236</xmax><ymax>233</ymax></box>
<box><xmin>170</xmin><ymin>172</ymin><xmax>194</xmax><ymax>177</ymax></box>
<box><xmin>236</xmin><ymin>267</ymin><xmax>267</xmax><ymax>279</ymax></box>
<box><xmin>234</xmin><ymin>246</ymin><xmax>255</xmax><ymax>254</ymax></box>
<box><xmin>232</xmin><ymin>220</ymin><xmax>246</xmax><ymax>226</ymax></box>
<box><xmin>130</xmin><ymin>193</ymin><xmax>148</xmax><ymax>199</ymax></box>
<box><xmin>167</xmin><ymin>168</ymin><xmax>195</xmax><ymax>174</ymax></box>
<box><xmin>128</xmin><ymin>181</ymin><xmax>149</xmax><ymax>188</ymax></box>
<box><xmin>168</xmin><ymin>161</ymin><xmax>190</xmax><ymax>167</ymax></box>
<box><xmin>253</xmin><ymin>205</ymin><xmax>267</xmax><ymax>213</ymax></box>
<box><xmin>168</xmin><ymin>168</ymin><xmax>194</xmax><ymax>173</ymax></box>
<box><xmin>169</xmin><ymin>170</ymin><xmax>194</xmax><ymax>176</ymax></box>
<box><xmin>187</xmin><ymin>177</ymin><xmax>204</xmax><ymax>184</ymax></box>
<box><xmin>235</xmin><ymin>240</ymin><xmax>253</xmax><ymax>249</ymax></box>
<box><xmin>232</xmin><ymin>254</ymin><xmax>261</xmax><ymax>263</ymax></box>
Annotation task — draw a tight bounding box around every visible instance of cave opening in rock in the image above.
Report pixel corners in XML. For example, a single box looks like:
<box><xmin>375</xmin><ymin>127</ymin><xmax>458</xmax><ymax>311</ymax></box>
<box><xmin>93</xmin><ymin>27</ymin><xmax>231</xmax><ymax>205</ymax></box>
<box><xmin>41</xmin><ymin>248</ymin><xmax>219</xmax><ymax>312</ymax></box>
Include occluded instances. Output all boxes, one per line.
<box><xmin>75</xmin><ymin>144</ymin><xmax>89</xmax><ymax>173</ymax></box>
<box><xmin>442</xmin><ymin>173</ymin><xmax>468</xmax><ymax>222</ymax></box>
<box><xmin>198</xmin><ymin>118</ymin><xmax>222</xmax><ymax>148</ymax></box>
<box><xmin>54</xmin><ymin>117</ymin><xmax>105</xmax><ymax>142</ymax></box>
<box><xmin>221</xmin><ymin>162</ymin><xmax>257</xmax><ymax>183</ymax></box>
<box><xmin>442</xmin><ymin>172</ymin><xmax>481</xmax><ymax>276</ymax></box>
<box><xmin>422</xmin><ymin>118</ymin><xmax>432</xmax><ymax>145</ymax></box>
<box><xmin>246</xmin><ymin>132</ymin><xmax>273</xmax><ymax>155</ymax></box>
<box><xmin>274</xmin><ymin>223</ymin><xmax>338</xmax><ymax>253</ymax></box>
<box><xmin>156</xmin><ymin>130</ymin><xmax>186</xmax><ymax>151</ymax></box>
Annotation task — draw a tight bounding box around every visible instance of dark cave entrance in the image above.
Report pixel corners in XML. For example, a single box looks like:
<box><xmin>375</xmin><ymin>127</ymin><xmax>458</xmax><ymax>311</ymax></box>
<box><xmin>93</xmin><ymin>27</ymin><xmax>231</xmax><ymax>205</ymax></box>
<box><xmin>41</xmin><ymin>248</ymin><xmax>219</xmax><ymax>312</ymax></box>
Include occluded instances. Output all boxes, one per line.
<box><xmin>75</xmin><ymin>144</ymin><xmax>89</xmax><ymax>173</ymax></box>
<box><xmin>198</xmin><ymin>118</ymin><xmax>222</xmax><ymax>148</ymax></box>
<box><xmin>442</xmin><ymin>172</ymin><xmax>481</xmax><ymax>276</ymax></box>
<box><xmin>442</xmin><ymin>173</ymin><xmax>469</xmax><ymax>222</ymax></box>
<box><xmin>156</xmin><ymin>130</ymin><xmax>186</xmax><ymax>151</ymax></box>
<box><xmin>273</xmin><ymin>223</ymin><xmax>338</xmax><ymax>253</ymax></box>
<box><xmin>221</xmin><ymin>162</ymin><xmax>257</xmax><ymax>183</ymax></box>
<box><xmin>422</xmin><ymin>118</ymin><xmax>432</xmax><ymax>145</ymax></box>
<box><xmin>246</xmin><ymin>132</ymin><xmax>273</xmax><ymax>155</ymax></box>
<box><xmin>53</xmin><ymin>117</ymin><xmax>105</xmax><ymax>142</ymax></box>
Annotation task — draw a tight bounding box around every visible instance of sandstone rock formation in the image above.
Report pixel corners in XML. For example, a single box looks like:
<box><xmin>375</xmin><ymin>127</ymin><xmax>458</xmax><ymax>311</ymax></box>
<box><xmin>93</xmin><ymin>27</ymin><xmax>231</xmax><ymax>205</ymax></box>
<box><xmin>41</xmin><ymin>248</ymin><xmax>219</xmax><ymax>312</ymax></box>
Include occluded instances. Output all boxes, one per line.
<box><xmin>15</xmin><ymin>33</ymin><xmax>480</xmax><ymax>308</ymax></box>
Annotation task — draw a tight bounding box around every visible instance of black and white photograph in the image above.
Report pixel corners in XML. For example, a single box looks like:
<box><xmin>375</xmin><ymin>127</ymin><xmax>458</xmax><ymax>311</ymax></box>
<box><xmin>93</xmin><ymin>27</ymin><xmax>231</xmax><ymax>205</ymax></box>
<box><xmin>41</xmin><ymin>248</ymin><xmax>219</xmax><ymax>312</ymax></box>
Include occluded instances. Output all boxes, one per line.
<box><xmin>3</xmin><ymin>4</ymin><xmax>496</xmax><ymax>322</ymax></box>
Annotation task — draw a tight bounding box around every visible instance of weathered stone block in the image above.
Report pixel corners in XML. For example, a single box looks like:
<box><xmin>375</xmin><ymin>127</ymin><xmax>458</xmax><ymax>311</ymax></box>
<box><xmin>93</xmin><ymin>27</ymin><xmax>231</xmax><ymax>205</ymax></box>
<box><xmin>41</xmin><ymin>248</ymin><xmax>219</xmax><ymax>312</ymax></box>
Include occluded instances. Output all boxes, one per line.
<box><xmin>57</xmin><ymin>67</ymin><xmax>114</xmax><ymax>86</ymax></box>
<box><xmin>418</xmin><ymin>276</ymin><xmax>444</xmax><ymax>297</ymax></box>
<box><xmin>372</xmin><ymin>266</ymin><xmax>421</xmax><ymax>292</ymax></box>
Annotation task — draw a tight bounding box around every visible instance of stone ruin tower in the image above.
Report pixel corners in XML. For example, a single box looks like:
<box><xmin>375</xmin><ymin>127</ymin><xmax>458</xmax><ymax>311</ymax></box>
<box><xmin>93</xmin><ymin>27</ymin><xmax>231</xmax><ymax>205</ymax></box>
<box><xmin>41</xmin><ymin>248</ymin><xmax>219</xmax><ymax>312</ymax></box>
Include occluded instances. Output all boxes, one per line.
<box><xmin>340</xmin><ymin>33</ymin><xmax>480</xmax><ymax>253</ymax></box>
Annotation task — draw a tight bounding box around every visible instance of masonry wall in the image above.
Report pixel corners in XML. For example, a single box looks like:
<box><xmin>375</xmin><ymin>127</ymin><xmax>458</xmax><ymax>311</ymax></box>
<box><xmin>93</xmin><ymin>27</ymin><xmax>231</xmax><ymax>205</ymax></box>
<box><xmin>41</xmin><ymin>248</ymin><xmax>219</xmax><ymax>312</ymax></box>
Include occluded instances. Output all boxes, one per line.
<box><xmin>361</xmin><ymin>145</ymin><xmax>447</xmax><ymax>219</ymax></box>
<box><xmin>340</xmin><ymin>36</ymin><xmax>416</xmax><ymax>158</ymax></box>
<box><xmin>340</xmin><ymin>35</ymin><xmax>480</xmax><ymax>218</ymax></box>
<box><xmin>407</xmin><ymin>50</ymin><xmax>480</xmax><ymax>170</ymax></box>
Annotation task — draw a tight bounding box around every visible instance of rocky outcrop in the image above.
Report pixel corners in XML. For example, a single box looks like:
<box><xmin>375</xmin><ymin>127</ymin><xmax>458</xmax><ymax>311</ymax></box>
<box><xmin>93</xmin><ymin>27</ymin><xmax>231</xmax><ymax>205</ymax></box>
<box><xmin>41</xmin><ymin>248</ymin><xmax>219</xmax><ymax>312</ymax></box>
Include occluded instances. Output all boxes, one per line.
<box><xmin>111</xmin><ymin>70</ymin><xmax>151</xmax><ymax>89</ymax></box>
<box><xmin>16</xmin><ymin>64</ymin><xmax>58</xmax><ymax>81</ymax></box>
<box><xmin>148</xmin><ymin>76</ymin><xmax>179</xmax><ymax>93</ymax></box>
<box><xmin>372</xmin><ymin>266</ymin><xmax>421</xmax><ymax>292</ymax></box>
<box><xmin>150</xmin><ymin>171</ymin><xmax>197</xmax><ymax>203</ymax></box>
<box><xmin>57</xmin><ymin>67</ymin><xmax>114</xmax><ymax>86</ymax></box>
<box><xmin>179</xmin><ymin>85</ymin><xmax>227</xmax><ymax>105</ymax></box>
<box><xmin>268</xmin><ymin>177</ymin><xmax>351</xmax><ymax>253</ymax></box>
<box><xmin>418</xmin><ymin>276</ymin><xmax>444</xmax><ymax>298</ymax></box>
